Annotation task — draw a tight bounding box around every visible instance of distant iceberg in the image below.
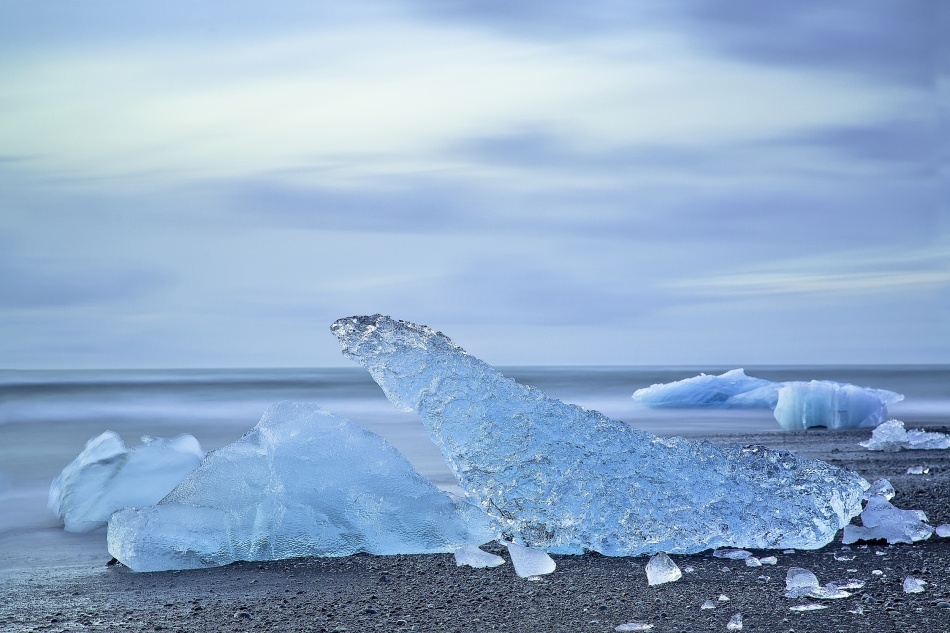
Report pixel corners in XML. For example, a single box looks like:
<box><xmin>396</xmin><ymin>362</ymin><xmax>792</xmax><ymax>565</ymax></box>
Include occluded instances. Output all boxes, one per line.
<box><xmin>49</xmin><ymin>431</ymin><xmax>203</xmax><ymax>533</ymax></box>
<box><xmin>633</xmin><ymin>369</ymin><xmax>903</xmax><ymax>430</ymax></box>
<box><xmin>332</xmin><ymin>315</ymin><xmax>868</xmax><ymax>556</ymax></box>
<box><xmin>107</xmin><ymin>402</ymin><xmax>496</xmax><ymax>572</ymax></box>
<box><xmin>632</xmin><ymin>369</ymin><xmax>777</xmax><ymax>408</ymax></box>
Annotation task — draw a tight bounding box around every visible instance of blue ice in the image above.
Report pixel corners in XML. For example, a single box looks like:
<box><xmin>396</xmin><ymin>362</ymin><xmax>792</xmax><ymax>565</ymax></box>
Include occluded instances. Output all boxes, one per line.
<box><xmin>107</xmin><ymin>402</ymin><xmax>496</xmax><ymax>572</ymax></box>
<box><xmin>332</xmin><ymin>315</ymin><xmax>868</xmax><ymax>556</ymax></box>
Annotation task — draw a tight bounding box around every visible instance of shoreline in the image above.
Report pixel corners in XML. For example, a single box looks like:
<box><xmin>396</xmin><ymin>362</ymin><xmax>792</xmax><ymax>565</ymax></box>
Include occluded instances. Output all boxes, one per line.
<box><xmin>2</xmin><ymin>427</ymin><xmax>948</xmax><ymax>633</ymax></box>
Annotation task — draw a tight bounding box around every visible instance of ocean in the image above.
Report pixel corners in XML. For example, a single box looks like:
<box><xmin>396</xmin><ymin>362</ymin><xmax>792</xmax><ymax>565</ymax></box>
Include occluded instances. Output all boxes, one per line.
<box><xmin>2</xmin><ymin>365</ymin><xmax>948</xmax><ymax>576</ymax></box>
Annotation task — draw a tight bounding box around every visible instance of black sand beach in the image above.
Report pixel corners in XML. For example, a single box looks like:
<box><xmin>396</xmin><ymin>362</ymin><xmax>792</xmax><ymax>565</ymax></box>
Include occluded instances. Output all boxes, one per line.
<box><xmin>3</xmin><ymin>427</ymin><xmax>948</xmax><ymax>633</ymax></box>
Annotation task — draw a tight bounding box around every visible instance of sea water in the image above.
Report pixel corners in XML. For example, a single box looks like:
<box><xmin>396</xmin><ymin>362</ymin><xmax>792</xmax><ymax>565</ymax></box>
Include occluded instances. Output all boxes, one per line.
<box><xmin>1</xmin><ymin>366</ymin><xmax>948</xmax><ymax>576</ymax></box>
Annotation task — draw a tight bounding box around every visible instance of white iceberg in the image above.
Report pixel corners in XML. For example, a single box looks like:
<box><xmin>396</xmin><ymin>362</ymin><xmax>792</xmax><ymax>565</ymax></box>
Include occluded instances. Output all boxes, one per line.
<box><xmin>632</xmin><ymin>370</ymin><xmax>902</xmax><ymax>431</ymax></box>
<box><xmin>49</xmin><ymin>431</ymin><xmax>203</xmax><ymax>533</ymax></box>
<box><xmin>841</xmin><ymin>495</ymin><xmax>934</xmax><ymax>545</ymax></box>
<box><xmin>332</xmin><ymin>315</ymin><xmax>868</xmax><ymax>556</ymax></box>
<box><xmin>632</xmin><ymin>369</ymin><xmax>776</xmax><ymax>408</ymax></box>
<box><xmin>859</xmin><ymin>420</ymin><xmax>950</xmax><ymax>451</ymax></box>
<box><xmin>108</xmin><ymin>402</ymin><xmax>496</xmax><ymax>572</ymax></box>
<box><xmin>772</xmin><ymin>381</ymin><xmax>901</xmax><ymax>431</ymax></box>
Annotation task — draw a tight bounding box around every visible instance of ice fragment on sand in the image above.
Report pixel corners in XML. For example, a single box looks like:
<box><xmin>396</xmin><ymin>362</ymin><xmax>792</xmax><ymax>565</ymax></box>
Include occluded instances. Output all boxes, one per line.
<box><xmin>759</xmin><ymin>556</ymin><xmax>777</xmax><ymax>565</ymax></box>
<box><xmin>49</xmin><ymin>431</ymin><xmax>203</xmax><ymax>533</ymax></box>
<box><xmin>863</xmin><ymin>478</ymin><xmax>895</xmax><ymax>501</ymax></box>
<box><xmin>718</xmin><ymin>595</ymin><xmax>730</xmax><ymax>601</ymax></box>
<box><xmin>785</xmin><ymin>567</ymin><xmax>820</xmax><ymax>598</ymax></box>
<box><xmin>828</xmin><ymin>579</ymin><xmax>865</xmax><ymax>590</ymax></box>
<box><xmin>860</xmin><ymin>419</ymin><xmax>950</xmax><ymax>451</ymax></box>
<box><xmin>790</xmin><ymin>604</ymin><xmax>827</xmax><ymax>612</ymax></box>
<box><xmin>905</xmin><ymin>465</ymin><xmax>928</xmax><ymax>475</ymax></box>
<box><xmin>726</xmin><ymin>613</ymin><xmax>743</xmax><ymax>631</ymax></box>
<box><xmin>645</xmin><ymin>552</ymin><xmax>681</xmax><ymax>585</ymax></box>
<box><xmin>454</xmin><ymin>545</ymin><xmax>505</xmax><ymax>568</ymax></box>
<box><xmin>632</xmin><ymin>369</ymin><xmax>776</xmax><ymax>408</ymax></box>
<box><xmin>505</xmin><ymin>541</ymin><xmax>555</xmax><ymax>578</ymax></box>
<box><xmin>902</xmin><ymin>577</ymin><xmax>926</xmax><ymax>593</ymax></box>
<box><xmin>841</xmin><ymin>495</ymin><xmax>933</xmax><ymax>545</ymax></box>
<box><xmin>744</xmin><ymin>557</ymin><xmax>761</xmax><ymax>567</ymax></box>
<box><xmin>713</xmin><ymin>548</ymin><xmax>752</xmax><ymax>560</ymax></box>
<box><xmin>615</xmin><ymin>624</ymin><xmax>653</xmax><ymax>632</ymax></box>
<box><xmin>108</xmin><ymin>403</ymin><xmax>496</xmax><ymax>572</ymax></box>
<box><xmin>773</xmin><ymin>381</ymin><xmax>901</xmax><ymax>431</ymax></box>
<box><xmin>701</xmin><ymin>600</ymin><xmax>716</xmax><ymax>610</ymax></box>
<box><xmin>332</xmin><ymin>315</ymin><xmax>868</xmax><ymax>555</ymax></box>
<box><xmin>936</xmin><ymin>524</ymin><xmax>950</xmax><ymax>537</ymax></box>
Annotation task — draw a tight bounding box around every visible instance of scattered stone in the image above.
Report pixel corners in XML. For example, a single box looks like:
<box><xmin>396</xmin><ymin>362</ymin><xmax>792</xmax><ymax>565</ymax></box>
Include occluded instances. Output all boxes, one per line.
<box><xmin>937</xmin><ymin>524</ymin><xmax>950</xmax><ymax>538</ymax></box>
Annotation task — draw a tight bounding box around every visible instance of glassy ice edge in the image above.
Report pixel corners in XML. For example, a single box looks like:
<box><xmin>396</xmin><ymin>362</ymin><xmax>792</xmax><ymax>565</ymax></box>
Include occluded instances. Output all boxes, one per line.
<box><xmin>332</xmin><ymin>315</ymin><xmax>868</xmax><ymax>555</ymax></box>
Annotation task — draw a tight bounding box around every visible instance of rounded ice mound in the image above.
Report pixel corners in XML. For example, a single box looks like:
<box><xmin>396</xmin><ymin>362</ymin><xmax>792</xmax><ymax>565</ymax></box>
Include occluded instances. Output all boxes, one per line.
<box><xmin>332</xmin><ymin>315</ymin><xmax>869</xmax><ymax>556</ymax></box>
<box><xmin>49</xmin><ymin>431</ymin><xmax>204</xmax><ymax>533</ymax></box>
<box><xmin>108</xmin><ymin>402</ymin><xmax>497</xmax><ymax>572</ymax></box>
<box><xmin>773</xmin><ymin>381</ymin><xmax>902</xmax><ymax>430</ymax></box>
<box><xmin>631</xmin><ymin>369</ymin><xmax>777</xmax><ymax>409</ymax></box>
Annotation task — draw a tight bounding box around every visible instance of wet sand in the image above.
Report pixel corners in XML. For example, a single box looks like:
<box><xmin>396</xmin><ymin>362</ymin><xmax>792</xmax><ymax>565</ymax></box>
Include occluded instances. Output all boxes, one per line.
<box><xmin>2</xmin><ymin>427</ymin><xmax>948</xmax><ymax>633</ymax></box>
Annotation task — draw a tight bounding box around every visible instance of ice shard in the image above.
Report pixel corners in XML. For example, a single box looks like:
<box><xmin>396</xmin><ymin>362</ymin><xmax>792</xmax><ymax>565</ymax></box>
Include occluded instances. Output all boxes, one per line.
<box><xmin>841</xmin><ymin>495</ymin><xmax>934</xmax><ymax>545</ymax></box>
<box><xmin>632</xmin><ymin>369</ymin><xmax>776</xmax><ymax>408</ymax></box>
<box><xmin>331</xmin><ymin>315</ymin><xmax>868</xmax><ymax>555</ymax></box>
<box><xmin>108</xmin><ymin>402</ymin><xmax>496</xmax><ymax>572</ymax></box>
<box><xmin>49</xmin><ymin>431</ymin><xmax>203</xmax><ymax>533</ymax></box>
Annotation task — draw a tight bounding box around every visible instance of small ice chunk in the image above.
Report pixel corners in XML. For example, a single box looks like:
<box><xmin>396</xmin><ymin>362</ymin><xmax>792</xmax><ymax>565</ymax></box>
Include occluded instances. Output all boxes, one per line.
<box><xmin>790</xmin><ymin>604</ymin><xmax>827</xmax><ymax>612</ymax></box>
<box><xmin>805</xmin><ymin>586</ymin><xmax>851</xmax><ymax>599</ymax></box>
<box><xmin>902</xmin><ymin>577</ymin><xmax>926</xmax><ymax>593</ymax></box>
<box><xmin>773</xmin><ymin>382</ymin><xmax>900</xmax><ymax>431</ymax></box>
<box><xmin>645</xmin><ymin>552</ymin><xmax>682</xmax><ymax>585</ymax></box>
<box><xmin>744</xmin><ymin>557</ymin><xmax>761</xmax><ymax>567</ymax></box>
<box><xmin>783</xmin><ymin>549</ymin><xmax>796</xmax><ymax>554</ymax></box>
<box><xmin>863</xmin><ymin>478</ymin><xmax>895</xmax><ymax>501</ymax></box>
<box><xmin>871</xmin><ymin>569</ymin><xmax>884</xmax><ymax>576</ymax></box>
<box><xmin>860</xmin><ymin>419</ymin><xmax>950</xmax><ymax>451</ymax></box>
<box><xmin>505</xmin><ymin>542</ymin><xmax>555</xmax><ymax>578</ymax></box>
<box><xmin>828</xmin><ymin>579</ymin><xmax>865</xmax><ymax>590</ymax></box>
<box><xmin>49</xmin><ymin>431</ymin><xmax>203</xmax><ymax>533</ymax></box>
<box><xmin>718</xmin><ymin>595</ymin><xmax>730</xmax><ymax>601</ymax></box>
<box><xmin>905</xmin><ymin>465</ymin><xmax>928</xmax><ymax>475</ymax></box>
<box><xmin>841</xmin><ymin>495</ymin><xmax>934</xmax><ymax>545</ymax></box>
<box><xmin>682</xmin><ymin>565</ymin><xmax>696</xmax><ymax>573</ymax></box>
<box><xmin>833</xmin><ymin>554</ymin><xmax>855</xmax><ymax>561</ymax></box>
<box><xmin>936</xmin><ymin>524</ymin><xmax>950</xmax><ymax>537</ymax></box>
<box><xmin>615</xmin><ymin>624</ymin><xmax>653</xmax><ymax>632</ymax></box>
<box><xmin>785</xmin><ymin>567</ymin><xmax>820</xmax><ymax>598</ymax></box>
<box><xmin>454</xmin><ymin>545</ymin><xmax>505</xmax><ymax>568</ymax></box>
<box><xmin>758</xmin><ymin>556</ymin><xmax>777</xmax><ymax>565</ymax></box>
<box><xmin>713</xmin><ymin>548</ymin><xmax>752</xmax><ymax>560</ymax></box>
<box><xmin>701</xmin><ymin>600</ymin><xmax>716</xmax><ymax>610</ymax></box>
<box><xmin>631</xmin><ymin>369</ymin><xmax>776</xmax><ymax>408</ymax></box>
<box><xmin>726</xmin><ymin>613</ymin><xmax>743</xmax><ymax>631</ymax></box>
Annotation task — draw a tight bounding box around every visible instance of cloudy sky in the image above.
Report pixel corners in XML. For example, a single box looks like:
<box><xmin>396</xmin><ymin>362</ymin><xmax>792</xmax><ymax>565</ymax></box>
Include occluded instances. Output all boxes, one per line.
<box><xmin>1</xmin><ymin>1</ymin><xmax>946</xmax><ymax>368</ymax></box>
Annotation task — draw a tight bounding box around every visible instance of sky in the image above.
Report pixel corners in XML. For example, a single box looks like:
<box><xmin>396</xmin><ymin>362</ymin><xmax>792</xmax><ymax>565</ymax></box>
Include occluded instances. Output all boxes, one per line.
<box><xmin>1</xmin><ymin>1</ymin><xmax>946</xmax><ymax>369</ymax></box>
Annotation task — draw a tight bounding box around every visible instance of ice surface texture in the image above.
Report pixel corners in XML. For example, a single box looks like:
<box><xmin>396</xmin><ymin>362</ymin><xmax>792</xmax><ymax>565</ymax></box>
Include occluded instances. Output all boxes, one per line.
<box><xmin>108</xmin><ymin>402</ymin><xmax>495</xmax><ymax>572</ymax></box>
<box><xmin>860</xmin><ymin>419</ymin><xmax>950</xmax><ymax>451</ymax></box>
<box><xmin>49</xmin><ymin>431</ymin><xmax>203</xmax><ymax>533</ymax></box>
<box><xmin>331</xmin><ymin>315</ymin><xmax>868</xmax><ymax>555</ymax></box>
<box><xmin>632</xmin><ymin>370</ymin><xmax>903</xmax><ymax>430</ymax></box>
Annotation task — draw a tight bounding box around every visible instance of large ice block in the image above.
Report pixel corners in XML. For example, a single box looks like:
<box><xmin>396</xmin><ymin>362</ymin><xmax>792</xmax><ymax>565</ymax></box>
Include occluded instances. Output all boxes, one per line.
<box><xmin>632</xmin><ymin>369</ymin><xmax>777</xmax><ymax>408</ymax></box>
<box><xmin>331</xmin><ymin>315</ymin><xmax>868</xmax><ymax>555</ymax></box>
<box><xmin>49</xmin><ymin>431</ymin><xmax>203</xmax><ymax>533</ymax></box>
<box><xmin>108</xmin><ymin>402</ymin><xmax>496</xmax><ymax>572</ymax></box>
<box><xmin>772</xmin><ymin>381</ymin><xmax>902</xmax><ymax>430</ymax></box>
